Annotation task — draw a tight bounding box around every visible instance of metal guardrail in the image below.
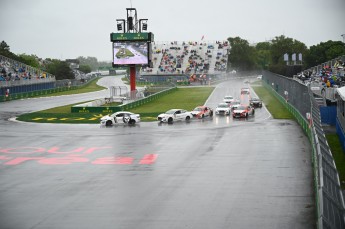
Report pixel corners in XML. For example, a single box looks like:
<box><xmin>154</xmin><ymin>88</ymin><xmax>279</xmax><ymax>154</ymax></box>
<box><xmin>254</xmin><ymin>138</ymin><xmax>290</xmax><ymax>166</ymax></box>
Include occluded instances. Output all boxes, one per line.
<box><xmin>262</xmin><ymin>71</ymin><xmax>345</xmax><ymax>229</ymax></box>
<box><xmin>0</xmin><ymin>77</ymin><xmax>56</xmax><ymax>87</ymax></box>
<box><xmin>311</xmin><ymin>94</ymin><xmax>345</xmax><ymax>229</ymax></box>
<box><xmin>0</xmin><ymin>76</ymin><xmax>99</xmax><ymax>102</ymax></box>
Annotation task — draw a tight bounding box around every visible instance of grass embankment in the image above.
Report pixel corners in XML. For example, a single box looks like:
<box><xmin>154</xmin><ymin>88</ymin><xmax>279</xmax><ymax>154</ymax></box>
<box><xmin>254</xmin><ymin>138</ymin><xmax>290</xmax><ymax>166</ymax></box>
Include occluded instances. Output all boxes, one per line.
<box><xmin>129</xmin><ymin>87</ymin><xmax>214</xmax><ymax>121</ymax></box>
<box><xmin>38</xmin><ymin>77</ymin><xmax>106</xmax><ymax>97</ymax></box>
<box><xmin>17</xmin><ymin>87</ymin><xmax>214</xmax><ymax>123</ymax></box>
<box><xmin>251</xmin><ymin>81</ymin><xmax>294</xmax><ymax>119</ymax></box>
<box><xmin>326</xmin><ymin>134</ymin><xmax>345</xmax><ymax>189</ymax></box>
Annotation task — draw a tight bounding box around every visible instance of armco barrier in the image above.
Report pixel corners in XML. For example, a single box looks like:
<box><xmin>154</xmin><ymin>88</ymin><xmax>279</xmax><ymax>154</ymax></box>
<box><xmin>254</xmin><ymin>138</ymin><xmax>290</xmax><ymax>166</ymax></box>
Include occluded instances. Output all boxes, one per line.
<box><xmin>0</xmin><ymin>77</ymin><xmax>99</xmax><ymax>103</ymax></box>
<box><xmin>71</xmin><ymin>87</ymin><xmax>177</xmax><ymax>113</ymax></box>
<box><xmin>1</xmin><ymin>85</ymin><xmax>81</xmax><ymax>102</ymax></box>
<box><xmin>262</xmin><ymin>73</ymin><xmax>345</xmax><ymax>229</ymax></box>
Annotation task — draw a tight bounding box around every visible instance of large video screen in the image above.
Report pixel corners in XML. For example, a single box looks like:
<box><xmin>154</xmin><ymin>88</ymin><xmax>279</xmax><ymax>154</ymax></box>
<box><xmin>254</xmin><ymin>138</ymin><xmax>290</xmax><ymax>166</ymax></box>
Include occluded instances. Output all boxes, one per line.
<box><xmin>112</xmin><ymin>42</ymin><xmax>149</xmax><ymax>65</ymax></box>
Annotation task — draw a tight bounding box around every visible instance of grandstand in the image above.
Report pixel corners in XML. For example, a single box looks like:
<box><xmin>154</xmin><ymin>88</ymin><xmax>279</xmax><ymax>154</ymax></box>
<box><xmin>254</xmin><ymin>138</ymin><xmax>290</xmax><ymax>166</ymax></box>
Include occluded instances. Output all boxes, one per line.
<box><xmin>139</xmin><ymin>40</ymin><xmax>229</xmax><ymax>82</ymax></box>
<box><xmin>294</xmin><ymin>55</ymin><xmax>345</xmax><ymax>102</ymax></box>
<box><xmin>0</xmin><ymin>54</ymin><xmax>55</xmax><ymax>87</ymax></box>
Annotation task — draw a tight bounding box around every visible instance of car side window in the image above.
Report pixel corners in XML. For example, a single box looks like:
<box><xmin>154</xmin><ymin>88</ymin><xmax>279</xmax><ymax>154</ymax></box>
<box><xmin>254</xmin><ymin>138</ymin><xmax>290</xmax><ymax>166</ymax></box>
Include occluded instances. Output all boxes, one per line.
<box><xmin>116</xmin><ymin>114</ymin><xmax>123</xmax><ymax>117</ymax></box>
<box><xmin>175</xmin><ymin>110</ymin><xmax>181</xmax><ymax>114</ymax></box>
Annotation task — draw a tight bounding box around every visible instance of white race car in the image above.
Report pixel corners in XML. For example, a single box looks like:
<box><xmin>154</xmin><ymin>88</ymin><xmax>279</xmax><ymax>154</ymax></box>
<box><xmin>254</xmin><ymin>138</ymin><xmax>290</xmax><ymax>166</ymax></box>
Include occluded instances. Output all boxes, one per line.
<box><xmin>223</xmin><ymin>95</ymin><xmax>235</xmax><ymax>104</ymax></box>
<box><xmin>100</xmin><ymin>111</ymin><xmax>140</xmax><ymax>126</ymax></box>
<box><xmin>157</xmin><ymin>109</ymin><xmax>193</xmax><ymax>123</ymax></box>
<box><xmin>229</xmin><ymin>100</ymin><xmax>241</xmax><ymax>110</ymax></box>
<box><xmin>215</xmin><ymin>103</ymin><xmax>231</xmax><ymax>115</ymax></box>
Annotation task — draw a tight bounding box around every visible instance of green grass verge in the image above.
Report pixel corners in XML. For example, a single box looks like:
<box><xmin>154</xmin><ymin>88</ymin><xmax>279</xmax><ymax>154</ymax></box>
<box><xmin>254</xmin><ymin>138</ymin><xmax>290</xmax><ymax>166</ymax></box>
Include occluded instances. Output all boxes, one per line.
<box><xmin>28</xmin><ymin>77</ymin><xmax>106</xmax><ymax>98</ymax></box>
<box><xmin>17</xmin><ymin>87</ymin><xmax>214</xmax><ymax>123</ymax></box>
<box><xmin>128</xmin><ymin>87</ymin><xmax>214</xmax><ymax>120</ymax></box>
<box><xmin>251</xmin><ymin>84</ymin><xmax>295</xmax><ymax>119</ymax></box>
<box><xmin>326</xmin><ymin>134</ymin><xmax>345</xmax><ymax>189</ymax></box>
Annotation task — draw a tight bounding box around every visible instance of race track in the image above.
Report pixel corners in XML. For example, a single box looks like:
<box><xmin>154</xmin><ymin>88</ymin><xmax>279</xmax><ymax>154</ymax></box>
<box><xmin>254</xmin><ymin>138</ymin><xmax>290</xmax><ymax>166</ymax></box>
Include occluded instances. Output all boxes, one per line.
<box><xmin>0</xmin><ymin>76</ymin><xmax>315</xmax><ymax>229</ymax></box>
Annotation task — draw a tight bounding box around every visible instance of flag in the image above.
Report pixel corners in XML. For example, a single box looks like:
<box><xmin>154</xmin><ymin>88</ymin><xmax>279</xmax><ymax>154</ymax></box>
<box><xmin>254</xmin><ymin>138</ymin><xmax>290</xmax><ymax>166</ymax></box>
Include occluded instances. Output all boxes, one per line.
<box><xmin>201</xmin><ymin>35</ymin><xmax>204</xmax><ymax>40</ymax></box>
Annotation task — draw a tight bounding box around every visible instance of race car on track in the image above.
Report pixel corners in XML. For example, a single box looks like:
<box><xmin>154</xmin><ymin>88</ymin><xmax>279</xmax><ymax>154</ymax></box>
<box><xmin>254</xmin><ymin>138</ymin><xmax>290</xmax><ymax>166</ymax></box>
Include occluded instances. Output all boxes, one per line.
<box><xmin>223</xmin><ymin>95</ymin><xmax>235</xmax><ymax>104</ymax></box>
<box><xmin>100</xmin><ymin>111</ymin><xmax>140</xmax><ymax>126</ymax></box>
<box><xmin>249</xmin><ymin>97</ymin><xmax>263</xmax><ymax>108</ymax></box>
<box><xmin>215</xmin><ymin>103</ymin><xmax>231</xmax><ymax>115</ymax></box>
<box><xmin>157</xmin><ymin>109</ymin><xmax>193</xmax><ymax>123</ymax></box>
<box><xmin>232</xmin><ymin>105</ymin><xmax>255</xmax><ymax>118</ymax></box>
<box><xmin>191</xmin><ymin>106</ymin><xmax>213</xmax><ymax>118</ymax></box>
<box><xmin>229</xmin><ymin>100</ymin><xmax>241</xmax><ymax>110</ymax></box>
<box><xmin>241</xmin><ymin>88</ymin><xmax>250</xmax><ymax>95</ymax></box>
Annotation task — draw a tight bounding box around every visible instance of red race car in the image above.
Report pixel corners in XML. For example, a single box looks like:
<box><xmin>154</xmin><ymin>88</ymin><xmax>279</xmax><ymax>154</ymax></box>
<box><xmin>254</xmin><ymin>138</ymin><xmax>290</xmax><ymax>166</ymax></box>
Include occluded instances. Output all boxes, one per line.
<box><xmin>191</xmin><ymin>106</ymin><xmax>213</xmax><ymax>119</ymax></box>
<box><xmin>232</xmin><ymin>105</ymin><xmax>255</xmax><ymax>118</ymax></box>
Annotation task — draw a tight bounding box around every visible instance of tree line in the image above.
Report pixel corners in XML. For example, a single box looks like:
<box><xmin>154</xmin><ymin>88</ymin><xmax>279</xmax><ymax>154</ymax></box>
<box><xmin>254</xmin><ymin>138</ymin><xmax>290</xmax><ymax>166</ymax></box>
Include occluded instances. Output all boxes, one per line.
<box><xmin>227</xmin><ymin>35</ymin><xmax>345</xmax><ymax>76</ymax></box>
<box><xmin>2</xmin><ymin>36</ymin><xmax>344</xmax><ymax>79</ymax></box>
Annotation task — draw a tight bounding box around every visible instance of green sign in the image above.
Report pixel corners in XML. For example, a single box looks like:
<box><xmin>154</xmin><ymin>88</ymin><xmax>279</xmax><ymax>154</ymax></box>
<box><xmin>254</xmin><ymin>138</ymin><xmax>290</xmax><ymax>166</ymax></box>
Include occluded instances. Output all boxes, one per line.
<box><xmin>110</xmin><ymin>32</ymin><xmax>152</xmax><ymax>42</ymax></box>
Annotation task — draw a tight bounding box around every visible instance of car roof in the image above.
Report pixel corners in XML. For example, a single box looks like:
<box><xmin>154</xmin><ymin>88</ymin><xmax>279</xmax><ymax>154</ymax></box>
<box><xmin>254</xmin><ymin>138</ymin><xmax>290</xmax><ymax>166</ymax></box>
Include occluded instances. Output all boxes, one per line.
<box><xmin>114</xmin><ymin>111</ymin><xmax>134</xmax><ymax>115</ymax></box>
<box><xmin>167</xmin><ymin>109</ymin><xmax>182</xmax><ymax>112</ymax></box>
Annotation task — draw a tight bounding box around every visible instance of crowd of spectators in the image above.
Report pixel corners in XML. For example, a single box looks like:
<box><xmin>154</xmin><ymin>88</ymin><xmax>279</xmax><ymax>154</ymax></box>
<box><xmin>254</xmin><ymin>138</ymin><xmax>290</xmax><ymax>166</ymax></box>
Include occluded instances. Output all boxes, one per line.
<box><xmin>185</xmin><ymin>49</ymin><xmax>209</xmax><ymax>74</ymax></box>
<box><xmin>156</xmin><ymin>45</ymin><xmax>189</xmax><ymax>74</ymax></box>
<box><xmin>141</xmin><ymin>40</ymin><xmax>229</xmax><ymax>76</ymax></box>
<box><xmin>296</xmin><ymin>58</ymin><xmax>345</xmax><ymax>88</ymax></box>
<box><xmin>0</xmin><ymin>58</ymin><xmax>50</xmax><ymax>82</ymax></box>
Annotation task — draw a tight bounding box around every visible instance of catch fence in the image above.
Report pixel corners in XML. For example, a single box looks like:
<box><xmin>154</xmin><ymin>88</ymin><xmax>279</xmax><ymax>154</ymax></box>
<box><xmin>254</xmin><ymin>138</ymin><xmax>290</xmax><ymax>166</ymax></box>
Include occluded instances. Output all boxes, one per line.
<box><xmin>262</xmin><ymin>71</ymin><xmax>345</xmax><ymax>229</ymax></box>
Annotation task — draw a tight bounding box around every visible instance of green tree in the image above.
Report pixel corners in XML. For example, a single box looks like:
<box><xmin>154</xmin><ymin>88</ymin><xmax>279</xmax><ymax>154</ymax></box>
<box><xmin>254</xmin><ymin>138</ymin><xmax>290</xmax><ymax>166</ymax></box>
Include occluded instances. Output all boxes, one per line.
<box><xmin>304</xmin><ymin>40</ymin><xmax>345</xmax><ymax>68</ymax></box>
<box><xmin>269</xmin><ymin>35</ymin><xmax>307</xmax><ymax>75</ymax></box>
<box><xmin>18</xmin><ymin>54</ymin><xmax>40</xmax><ymax>68</ymax></box>
<box><xmin>227</xmin><ymin>37</ymin><xmax>257</xmax><ymax>71</ymax></box>
<box><xmin>255</xmin><ymin>42</ymin><xmax>271</xmax><ymax>70</ymax></box>
<box><xmin>0</xmin><ymin>40</ymin><xmax>21</xmax><ymax>61</ymax></box>
<box><xmin>79</xmin><ymin>64</ymin><xmax>92</xmax><ymax>74</ymax></box>
<box><xmin>0</xmin><ymin>41</ymin><xmax>10</xmax><ymax>52</ymax></box>
<box><xmin>77</xmin><ymin>56</ymin><xmax>99</xmax><ymax>71</ymax></box>
<box><xmin>45</xmin><ymin>59</ymin><xmax>74</xmax><ymax>80</ymax></box>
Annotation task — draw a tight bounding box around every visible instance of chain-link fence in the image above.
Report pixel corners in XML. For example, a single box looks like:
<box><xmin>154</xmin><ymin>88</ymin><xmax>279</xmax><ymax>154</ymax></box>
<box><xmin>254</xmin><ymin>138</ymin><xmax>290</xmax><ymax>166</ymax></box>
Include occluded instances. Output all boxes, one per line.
<box><xmin>262</xmin><ymin>71</ymin><xmax>345</xmax><ymax>229</ymax></box>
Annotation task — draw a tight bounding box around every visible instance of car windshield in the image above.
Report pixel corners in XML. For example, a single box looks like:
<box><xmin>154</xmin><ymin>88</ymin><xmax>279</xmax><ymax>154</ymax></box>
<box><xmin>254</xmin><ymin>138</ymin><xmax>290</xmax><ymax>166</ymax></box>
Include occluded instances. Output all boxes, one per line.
<box><xmin>224</xmin><ymin>96</ymin><xmax>233</xmax><ymax>100</ymax></box>
<box><xmin>193</xmin><ymin>107</ymin><xmax>203</xmax><ymax>111</ymax></box>
<box><xmin>235</xmin><ymin>106</ymin><xmax>246</xmax><ymax>110</ymax></box>
<box><xmin>251</xmin><ymin>98</ymin><xmax>260</xmax><ymax>101</ymax></box>
<box><xmin>218</xmin><ymin>104</ymin><xmax>228</xmax><ymax>108</ymax></box>
<box><xmin>166</xmin><ymin>109</ymin><xmax>178</xmax><ymax>114</ymax></box>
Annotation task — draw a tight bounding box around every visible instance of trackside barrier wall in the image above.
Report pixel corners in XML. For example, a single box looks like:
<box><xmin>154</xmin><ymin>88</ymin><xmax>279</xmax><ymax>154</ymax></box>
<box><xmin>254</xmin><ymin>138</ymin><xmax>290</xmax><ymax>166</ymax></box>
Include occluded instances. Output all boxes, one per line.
<box><xmin>71</xmin><ymin>87</ymin><xmax>177</xmax><ymax>113</ymax></box>
<box><xmin>0</xmin><ymin>82</ymin><xmax>55</xmax><ymax>97</ymax></box>
<box><xmin>262</xmin><ymin>71</ymin><xmax>345</xmax><ymax>229</ymax></box>
<box><xmin>1</xmin><ymin>84</ymin><xmax>83</xmax><ymax>102</ymax></box>
<box><xmin>0</xmin><ymin>77</ymin><xmax>99</xmax><ymax>102</ymax></box>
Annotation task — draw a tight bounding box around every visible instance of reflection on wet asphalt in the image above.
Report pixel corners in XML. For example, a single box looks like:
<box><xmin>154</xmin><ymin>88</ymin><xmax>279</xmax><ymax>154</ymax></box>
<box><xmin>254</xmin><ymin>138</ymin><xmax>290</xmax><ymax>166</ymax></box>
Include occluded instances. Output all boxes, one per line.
<box><xmin>0</xmin><ymin>77</ymin><xmax>315</xmax><ymax>229</ymax></box>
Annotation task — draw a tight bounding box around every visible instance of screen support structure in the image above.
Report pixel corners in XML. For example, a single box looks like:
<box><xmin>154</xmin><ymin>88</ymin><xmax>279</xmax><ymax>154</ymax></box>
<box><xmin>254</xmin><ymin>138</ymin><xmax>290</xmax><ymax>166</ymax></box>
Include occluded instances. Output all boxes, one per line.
<box><xmin>129</xmin><ymin>65</ymin><xmax>136</xmax><ymax>97</ymax></box>
<box><xmin>112</xmin><ymin>8</ymin><xmax>153</xmax><ymax>96</ymax></box>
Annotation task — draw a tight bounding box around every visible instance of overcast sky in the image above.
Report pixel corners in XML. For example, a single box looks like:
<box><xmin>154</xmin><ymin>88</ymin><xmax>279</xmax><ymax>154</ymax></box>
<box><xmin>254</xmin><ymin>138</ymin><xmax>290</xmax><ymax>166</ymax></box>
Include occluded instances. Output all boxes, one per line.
<box><xmin>1</xmin><ymin>0</ymin><xmax>344</xmax><ymax>61</ymax></box>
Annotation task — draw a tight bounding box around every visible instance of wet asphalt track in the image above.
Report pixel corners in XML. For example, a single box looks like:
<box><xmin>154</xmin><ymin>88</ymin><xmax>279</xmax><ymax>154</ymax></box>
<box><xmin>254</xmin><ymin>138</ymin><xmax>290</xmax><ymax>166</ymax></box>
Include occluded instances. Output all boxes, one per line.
<box><xmin>0</xmin><ymin>76</ymin><xmax>315</xmax><ymax>229</ymax></box>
